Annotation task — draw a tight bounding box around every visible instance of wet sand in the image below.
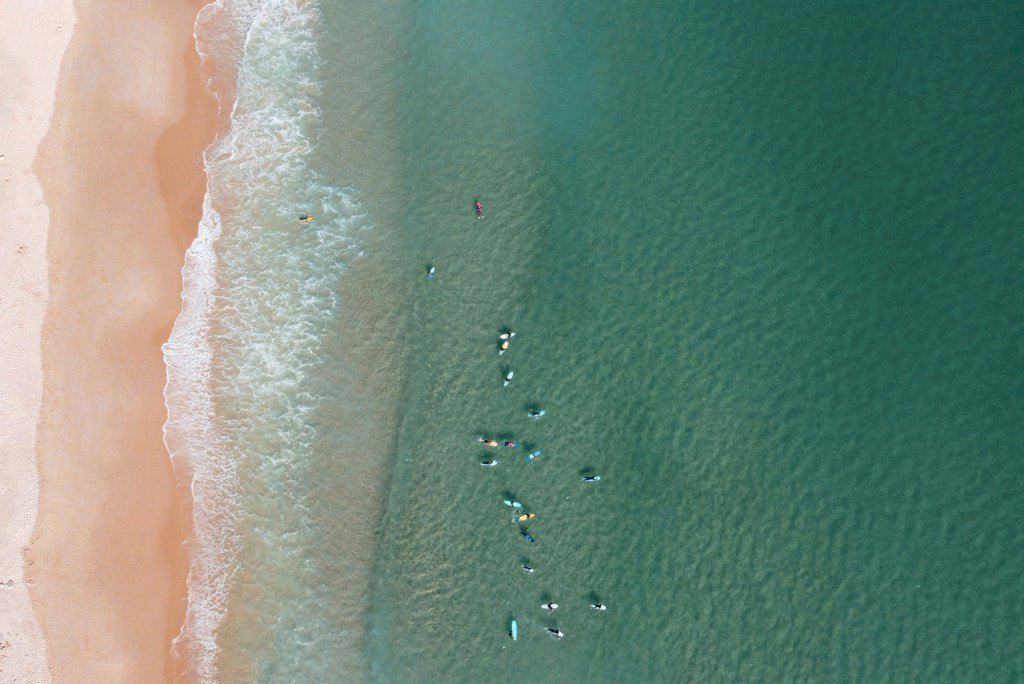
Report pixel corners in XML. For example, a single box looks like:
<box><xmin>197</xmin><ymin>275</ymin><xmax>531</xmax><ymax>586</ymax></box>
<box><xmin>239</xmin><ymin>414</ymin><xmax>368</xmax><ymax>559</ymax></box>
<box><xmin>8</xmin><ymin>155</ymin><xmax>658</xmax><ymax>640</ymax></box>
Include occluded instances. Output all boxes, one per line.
<box><xmin>24</xmin><ymin>0</ymin><xmax>215</xmax><ymax>681</ymax></box>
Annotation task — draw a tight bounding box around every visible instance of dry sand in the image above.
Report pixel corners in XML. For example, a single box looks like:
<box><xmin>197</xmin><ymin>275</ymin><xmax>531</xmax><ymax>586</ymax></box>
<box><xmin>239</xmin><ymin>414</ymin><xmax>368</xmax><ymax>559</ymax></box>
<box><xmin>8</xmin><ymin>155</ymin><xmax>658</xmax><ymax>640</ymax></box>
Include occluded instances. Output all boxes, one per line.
<box><xmin>11</xmin><ymin>0</ymin><xmax>216</xmax><ymax>681</ymax></box>
<box><xmin>0</xmin><ymin>1</ymin><xmax>74</xmax><ymax>682</ymax></box>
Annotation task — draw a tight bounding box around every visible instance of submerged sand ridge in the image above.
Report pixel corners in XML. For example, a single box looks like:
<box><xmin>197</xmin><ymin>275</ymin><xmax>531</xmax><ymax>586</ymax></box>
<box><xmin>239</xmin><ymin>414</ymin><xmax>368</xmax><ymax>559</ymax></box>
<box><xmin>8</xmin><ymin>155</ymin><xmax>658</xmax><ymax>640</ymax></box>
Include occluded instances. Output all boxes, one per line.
<box><xmin>22</xmin><ymin>0</ymin><xmax>216</xmax><ymax>681</ymax></box>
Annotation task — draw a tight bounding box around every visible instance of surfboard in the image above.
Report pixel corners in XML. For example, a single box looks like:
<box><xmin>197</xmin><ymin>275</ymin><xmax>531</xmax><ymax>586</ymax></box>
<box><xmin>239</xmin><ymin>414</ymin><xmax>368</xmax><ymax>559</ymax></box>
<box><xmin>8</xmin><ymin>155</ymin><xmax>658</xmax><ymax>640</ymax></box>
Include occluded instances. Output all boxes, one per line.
<box><xmin>510</xmin><ymin>619</ymin><xmax>518</xmax><ymax>641</ymax></box>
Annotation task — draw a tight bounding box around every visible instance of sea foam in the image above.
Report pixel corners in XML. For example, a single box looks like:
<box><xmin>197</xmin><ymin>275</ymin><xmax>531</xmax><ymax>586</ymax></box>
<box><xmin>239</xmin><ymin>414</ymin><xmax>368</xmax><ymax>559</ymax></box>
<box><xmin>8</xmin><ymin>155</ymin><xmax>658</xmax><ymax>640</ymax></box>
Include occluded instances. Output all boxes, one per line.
<box><xmin>163</xmin><ymin>1</ymin><xmax>366</xmax><ymax>680</ymax></box>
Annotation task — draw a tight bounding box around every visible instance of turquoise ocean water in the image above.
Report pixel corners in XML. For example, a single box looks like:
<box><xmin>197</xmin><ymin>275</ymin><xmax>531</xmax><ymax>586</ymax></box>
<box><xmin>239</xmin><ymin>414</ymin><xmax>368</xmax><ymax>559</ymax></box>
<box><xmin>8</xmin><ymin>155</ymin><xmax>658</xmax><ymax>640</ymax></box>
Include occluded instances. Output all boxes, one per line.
<box><xmin>166</xmin><ymin>1</ymin><xmax>1023</xmax><ymax>681</ymax></box>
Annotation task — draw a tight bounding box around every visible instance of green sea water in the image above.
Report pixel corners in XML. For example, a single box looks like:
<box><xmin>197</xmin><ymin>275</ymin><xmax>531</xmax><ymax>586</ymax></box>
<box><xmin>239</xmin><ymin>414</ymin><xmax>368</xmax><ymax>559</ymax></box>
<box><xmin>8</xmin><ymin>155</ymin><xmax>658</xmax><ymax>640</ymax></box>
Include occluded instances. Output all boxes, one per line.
<box><xmin>180</xmin><ymin>0</ymin><xmax>1023</xmax><ymax>681</ymax></box>
<box><xmin>330</xmin><ymin>1</ymin><xmax>1024</xmax><ymax>681</ymax></box>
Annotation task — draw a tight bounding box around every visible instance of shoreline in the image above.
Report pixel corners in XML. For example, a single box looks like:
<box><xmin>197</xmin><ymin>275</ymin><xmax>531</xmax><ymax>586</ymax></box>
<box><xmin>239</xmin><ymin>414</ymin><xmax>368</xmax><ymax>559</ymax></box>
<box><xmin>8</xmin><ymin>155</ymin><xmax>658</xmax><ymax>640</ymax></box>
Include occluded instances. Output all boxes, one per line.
<box><xmin>0</xmin><ymin>1</ymin><xmax>74</xmax><ymax>682</ymax></box>
<box><xmin>25</xmin><ymin>0</ymin><xmax>216</xmax><ymax>681</ymax></box>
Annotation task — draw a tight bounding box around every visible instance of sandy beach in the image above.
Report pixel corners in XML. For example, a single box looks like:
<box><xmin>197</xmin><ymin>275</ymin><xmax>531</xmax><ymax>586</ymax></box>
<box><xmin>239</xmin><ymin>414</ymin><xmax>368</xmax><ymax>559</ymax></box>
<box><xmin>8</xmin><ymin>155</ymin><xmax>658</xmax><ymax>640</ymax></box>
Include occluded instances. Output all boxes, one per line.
<box><xmin>0</xmin><ymin>0</ymin><xmax>215</xmax><ymax>681</ymax></box>
<box><xmin>0</xmin><ymin>2</ymin><xmax>73</xmax><ymax>682</ymax></box>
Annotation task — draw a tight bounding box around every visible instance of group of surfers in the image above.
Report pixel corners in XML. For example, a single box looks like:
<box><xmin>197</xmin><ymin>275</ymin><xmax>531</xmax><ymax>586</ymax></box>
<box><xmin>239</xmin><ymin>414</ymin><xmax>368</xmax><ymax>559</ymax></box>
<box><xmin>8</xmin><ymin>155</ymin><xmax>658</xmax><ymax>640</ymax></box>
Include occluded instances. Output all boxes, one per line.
<box><xmin>420</xmin><ymin>200</ymin><xmax>607</xmax><ymax>642</ymax></box>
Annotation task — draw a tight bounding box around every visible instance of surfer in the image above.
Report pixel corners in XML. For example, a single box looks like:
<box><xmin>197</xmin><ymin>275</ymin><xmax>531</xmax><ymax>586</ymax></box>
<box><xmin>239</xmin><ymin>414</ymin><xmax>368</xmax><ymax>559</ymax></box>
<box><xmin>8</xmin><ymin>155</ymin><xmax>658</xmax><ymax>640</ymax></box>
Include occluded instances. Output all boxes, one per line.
<box><xmin>299</xmin><ymin>214</ymin><xmax>313</xmax><ymax>222</ymax></box>
<box><xmin>503</xmin><ymin>499</ymin><xmax>523</xmax><ymax>508</ymax></box>
<box><xmin>518</xmin><ymin>512</ymin><xmax>536</xmax><ymax>522</ymax></box>
<box><xmin>542</xmin><ymin>602</ymin><xmax>558</xmax><ymax>611</ymax></box>
<box><xmin>501</xmin><ymin>440</ymin><xmax>519</xmax><ymax>448</ymax></box>
<box><xmin>499</xmin><ymin>339</ymin><xmax>509</xmax><ymax>354</ymax></box>
<box><xmin>581</xmin><ymin>475</ymin><xmax>601</xmax><ymax>483</ymax></box>
<box><xmin>499</xmin><ymin>331</ymin><xmax>515</xmax><ymax>340</ymax></box>
<box><xmin>527</xmin><ymin>409</ymin><xmax>545</xmax><ymax>419</ymax></box>
<box><xmin>525</xmin><ymin>449</ymin><xmax>541</xmax><ymax>463</ymax></box>
<box><xmin>426</xmin><ymin>265</ymin><xmax>435</xmax><ymax>279</ymax></box>
<box><xmin>475</xmin><ymin>201</ymin><xmax>484</xmax><ymax>218</ymax></box>
<box><xmin>480</xmin><ymin>459</ymin><xmax>497</xmax><ymax>467</ymax></box>
<box><xmin>479</xmin><ymin>438</ymin><xmax>499</xmax><ymax>447</ymax></box>
<box><xmin>503</xmin><ymin>371</ymin><xmax>514</xmax><ymax>387</ymax></box>
<box><xmin>521</xmin><ymin>528</ymin><xmax>537</xmax><ymax>544</ymax></box>
<box><xmin>547</xmin><ymin>628</ymin><xmax>564</xmax><ymax>639</ymax></box>
<box><xmin>521</xmin><ymin>563</ymin><xmax>535</xmax><ymax>574</ymax></box>
<box><xmin>590</xmin><ymin>603</ymin><xmax>607</xmax><ymax>611</ymax></box>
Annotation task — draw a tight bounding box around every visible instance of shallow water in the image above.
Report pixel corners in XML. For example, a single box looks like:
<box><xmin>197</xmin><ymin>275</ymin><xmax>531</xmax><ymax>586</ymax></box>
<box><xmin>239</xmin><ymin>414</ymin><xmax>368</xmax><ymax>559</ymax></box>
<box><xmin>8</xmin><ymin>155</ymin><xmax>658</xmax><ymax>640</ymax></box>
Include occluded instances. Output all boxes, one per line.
<box><xmin>170</xmin><ymin>0</ymin><xmax>1024</xmax><ymax>681</ymax></box>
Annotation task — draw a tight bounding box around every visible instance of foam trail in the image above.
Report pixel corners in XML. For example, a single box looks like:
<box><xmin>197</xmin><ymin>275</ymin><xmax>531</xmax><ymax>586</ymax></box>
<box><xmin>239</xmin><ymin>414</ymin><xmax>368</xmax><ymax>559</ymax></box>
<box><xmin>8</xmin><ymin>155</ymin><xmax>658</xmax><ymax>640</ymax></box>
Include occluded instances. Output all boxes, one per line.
<box><xmin>163</xmin><ymin>1</ymin><xmax>365</xmax><ymax>679</ymax></box>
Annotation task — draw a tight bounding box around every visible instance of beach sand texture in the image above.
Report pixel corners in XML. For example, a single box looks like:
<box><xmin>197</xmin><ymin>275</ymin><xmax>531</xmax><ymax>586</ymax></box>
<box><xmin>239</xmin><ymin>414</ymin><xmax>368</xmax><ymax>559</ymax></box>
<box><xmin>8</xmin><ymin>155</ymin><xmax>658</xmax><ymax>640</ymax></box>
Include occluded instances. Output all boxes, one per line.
<box><xmin>10</xmin><ymin>0</ymin><xmax>215</xmax><ymax>681</ymax></box>
<box><xmin>0</xmin><ymin>1</ymin><xmax>73</xmax><ymax>682</ymax></box>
